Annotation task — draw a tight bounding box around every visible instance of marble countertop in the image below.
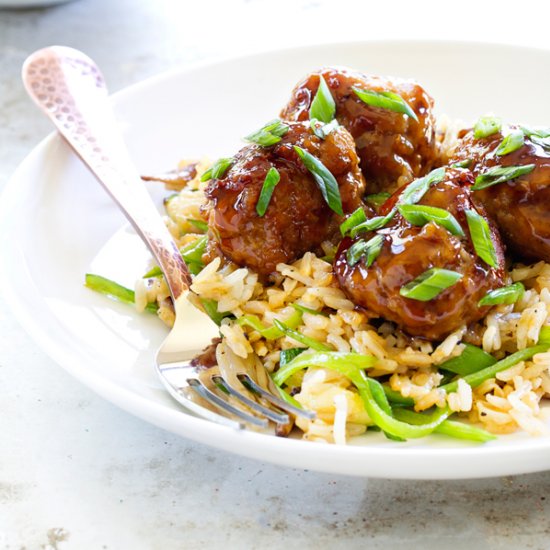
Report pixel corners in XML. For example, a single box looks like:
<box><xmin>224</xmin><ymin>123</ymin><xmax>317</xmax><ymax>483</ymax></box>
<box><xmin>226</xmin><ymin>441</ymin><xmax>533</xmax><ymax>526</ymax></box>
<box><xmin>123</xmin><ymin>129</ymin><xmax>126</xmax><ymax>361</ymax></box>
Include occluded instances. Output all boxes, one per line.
<box><xmin>2</xmin><ymin>1</ymin><xmax>550</xmax><ymax>548</ymax></box>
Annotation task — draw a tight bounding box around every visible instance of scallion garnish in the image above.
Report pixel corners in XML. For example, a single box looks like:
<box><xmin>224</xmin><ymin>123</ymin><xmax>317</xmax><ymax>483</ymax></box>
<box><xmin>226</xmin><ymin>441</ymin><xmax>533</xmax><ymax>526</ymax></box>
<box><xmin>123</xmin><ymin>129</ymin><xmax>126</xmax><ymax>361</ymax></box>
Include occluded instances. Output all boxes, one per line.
<box><xmin>398</xmin><ymin>167</ymin><xmax>446</xmax><ymax>206</ymax></box>
<box><xmin>399</xmin><ymin>268</ymin><xmax>463</xmax><ymax>301</ymax></box>
<box><xmin>340</xmin><ymin>207</ymin><xmax>367</xmax><ymax>236</ymax></box>
<box><xmin>452</xmin><ymin>158</ymin><xmax>473</xmax><ymax>169</ymax></box>
<box><xmin>350</xmin><ymin>168</ymin><xmax>446</xmax><ymax>238</ymax></box>
<box><xmin>478</xmin><ymin>282</ymin><xmax>525</xmax><ymax>307</ymax></box>
<box><xmin>310</xmin><ymin>118</ymin><xmax>339</xmax><ymax>139</ymax></box>
<box><xmin>349</xmin><ymin>213</ymin><xmax>394</xmax><ymax>238</ymax></box>
<box><xmin>397</xmin><ymin>204</ymin><xmax>464</xmax><ymax>237</ymax></box>
<box><xmin>473</xmin><ymin>116</ymin><xmax>501</xmax><ymax>139</ymax></box>
<box><xmin>200</xmin><ymin>157</ymin><xmax>234</xmax><ymax>182</ymax></box>
<box><xmin>352</xmin><ymin>87</ymin><xmax>418</xmax><ymax>122</ymax></box>
<box><xmin>472</xmin><ymin>164</ymin><xmax>535</xmax><ymax>191</ymax></box>
<box><xmin>531</xmin><ymin>135</ymin><xmax>550</xmax><ymax>152</ymax></box>
<box><xmin>187</xmin><ymin>218</ymin><xmax>209</xmax><ymax>233</ymax></box>
<box><xmin>520</xmin><ymin>126</ymin><xmax>550</xmax><ymax>139</ymax></box>
<box><xmin>291</xmin><ymin>303</ymin><xmax>329</xmax><ymax>317</ymax></box>
<box><xmin>85</xmin><ymin>274</ymin><xmax>158</xmax><ymax>313</ymax></box>
<box><xmin>255</xmin><ymin>167</ymin><xmax>280</xmax><ymax>217</ymax></box>
<box><xmin>365</xmin><ymin>192</ymin><xmax>391</xmax><ymax>208</ymax></box>
<box><xmin>244</xmin><ymin>119</ymin><xmax>290</xmax><ymax>147</ymax></box>
<box><xmin>200</xmin><ymin>298</ymin><xmax>234</xmax><ymax>326</ymax></box>
<box><xmin>465</xmin><ymin>209</ymin><xmax>498</xmax><ymax>268</ymax></box>
<box><xmin>293</xmin><ymin>146</ymin><xmax>343</xmax><ymax>215</ymax></box>
<box><xmin>495</xmin><ymin>129</ymin><xmax>524</xmax><ymax>156</ymax></box>
<box><xmin>346</xmin><ymin>234</ymin><xmax>384</xmax><ymax>267</ymax></box>
<box><xmin>309</xmin><ymin>75</ymin><xmax>336</xmax><ymax>123</ymax></box>
<box><xmin>272</xmin><ymin>319</ymin><xmax>331</xmax><ymax>351</ymax></box>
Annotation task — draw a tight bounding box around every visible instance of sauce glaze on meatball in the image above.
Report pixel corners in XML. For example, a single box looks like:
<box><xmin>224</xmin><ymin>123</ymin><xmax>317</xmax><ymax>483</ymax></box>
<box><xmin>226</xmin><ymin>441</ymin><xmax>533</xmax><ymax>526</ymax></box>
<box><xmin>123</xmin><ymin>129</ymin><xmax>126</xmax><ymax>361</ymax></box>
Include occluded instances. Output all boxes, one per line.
<box><xmin>280</xmin><ymin>67</ymin><xmax>440</xmax><ymax>194</ymax></box>
<box><xmin>451</xmin><ymin>125</ymin><xmax>550</xmax><ymax>262</ymax></box>
<box><xmin>334</xmin><ymin>168</ymin><xmax>506</xmax><ymax>340</ymax></box>
<box><xmin>204</xmin><ymin>121</ymin><xmax>367</xmax><ymax>275</ymax></box>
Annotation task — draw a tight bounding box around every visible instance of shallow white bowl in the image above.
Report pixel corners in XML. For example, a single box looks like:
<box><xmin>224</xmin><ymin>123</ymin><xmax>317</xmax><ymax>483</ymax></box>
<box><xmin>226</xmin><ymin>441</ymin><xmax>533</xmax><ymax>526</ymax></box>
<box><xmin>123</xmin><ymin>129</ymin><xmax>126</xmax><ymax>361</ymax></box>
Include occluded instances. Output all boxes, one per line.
<box><xmin>2</xmin><ymin>40</ymin><xmax>550</xmax><ymax>479</ymax></box>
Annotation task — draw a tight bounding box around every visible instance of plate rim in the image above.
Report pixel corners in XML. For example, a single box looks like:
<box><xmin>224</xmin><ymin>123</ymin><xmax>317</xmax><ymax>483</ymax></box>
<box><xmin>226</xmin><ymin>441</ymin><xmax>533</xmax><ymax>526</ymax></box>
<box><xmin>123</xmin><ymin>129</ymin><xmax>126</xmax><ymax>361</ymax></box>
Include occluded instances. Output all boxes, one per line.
<box><xmin>3</xmin><ymin>38</ymin><xmax>550</xmax><ymax>479</ymax></box>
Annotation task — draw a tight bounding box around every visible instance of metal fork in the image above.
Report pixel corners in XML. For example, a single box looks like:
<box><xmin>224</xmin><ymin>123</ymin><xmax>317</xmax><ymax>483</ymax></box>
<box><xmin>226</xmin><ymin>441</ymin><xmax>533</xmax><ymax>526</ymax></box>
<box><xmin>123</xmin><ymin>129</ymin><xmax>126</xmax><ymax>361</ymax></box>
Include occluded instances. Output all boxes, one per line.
<box><xmin>22</xmin><ymin>46</ymin><xmax>314</xmax><ymax>430</ymax></box>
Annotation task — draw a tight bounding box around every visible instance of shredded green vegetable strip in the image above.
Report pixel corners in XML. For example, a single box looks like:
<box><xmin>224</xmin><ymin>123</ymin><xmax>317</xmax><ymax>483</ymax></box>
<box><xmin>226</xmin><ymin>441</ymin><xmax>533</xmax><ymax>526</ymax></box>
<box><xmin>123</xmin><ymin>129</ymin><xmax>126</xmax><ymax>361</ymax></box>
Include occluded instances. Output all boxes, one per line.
<box><xmin>85</xmin><ymin>274</ymin><xmax>158</xmax><ymax>313</ymax></box>
<box><xmin>273</xmin><ymin>351</ymin><xmax>451</xmax><ymax>439</ymax></box>
<box><xmin>440</xmin><ymin>344</ymin><xmax>549</xmax><ymax>393</ymax></box>
<box><xmin>393</xmin><ymin>409</ymin><xmax>496</xmax><ymax>442</ymax></box>
<box><xmin>236</xmin><ymin>309</ymin><xmax>303</xmax><ymax>340</ymax></box>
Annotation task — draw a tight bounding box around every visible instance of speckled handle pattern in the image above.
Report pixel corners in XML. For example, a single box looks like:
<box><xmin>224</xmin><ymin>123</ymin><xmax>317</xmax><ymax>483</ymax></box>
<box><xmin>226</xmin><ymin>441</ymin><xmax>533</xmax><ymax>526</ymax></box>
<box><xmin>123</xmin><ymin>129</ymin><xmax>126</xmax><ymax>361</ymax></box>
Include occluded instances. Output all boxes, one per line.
<box><xmin>22</xmin><ymin>46</ymin><xmax>191</xmax><ymax>298</ymax></box>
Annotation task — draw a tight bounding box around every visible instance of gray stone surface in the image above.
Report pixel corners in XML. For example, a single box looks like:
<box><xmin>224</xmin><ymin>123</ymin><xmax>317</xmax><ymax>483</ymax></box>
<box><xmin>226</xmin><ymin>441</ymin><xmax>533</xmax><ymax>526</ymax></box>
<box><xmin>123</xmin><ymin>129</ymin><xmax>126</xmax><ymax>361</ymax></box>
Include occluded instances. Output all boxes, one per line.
<box><xmin>1</xmin><ymin>1</ymin><xmax>550</xmax><ymax>548</ymax></box>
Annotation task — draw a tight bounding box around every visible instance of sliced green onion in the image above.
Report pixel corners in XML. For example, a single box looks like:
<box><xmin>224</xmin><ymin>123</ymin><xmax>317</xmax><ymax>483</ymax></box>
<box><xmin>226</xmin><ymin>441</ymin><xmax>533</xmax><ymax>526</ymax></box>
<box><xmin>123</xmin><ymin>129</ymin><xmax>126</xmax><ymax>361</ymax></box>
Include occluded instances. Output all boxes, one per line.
<box><xmin>244</xmin><ymin>119</ymin><xmax>290</xmax><ymax>147</ymax></box>
<box><xmin>255</xmin><ymin>167</ymin><xmax>280</xmax><ymax>217</ymax></box>
<box><xmin>236</xmin><ymin>309</ymin><xmax>303</xmax><ymax>340</ymax></box>
<box><xmin>365</xmin><ymin>192</ymin><xmax>391</xmax><ymax>208</ymax></box>
<box><xmin>143</xmin><ymin>236</ymin><xmax>208</xmax><ymax>279</ymax></box>
<box><xmin>399</xmin><ymin>268</ymin><xmax>463</xmax><ymax>301</ymax></box>
<box><xmin>293</xmin><ymin>145</ymin><xmax>343</xmax><ymax>215</ymax></box>
<box><xmin>352</xmin><ymin>87</ymin><xmax>418</xmax><ymax>122</ymax></box>
<box><xmin>349</xmin><ymin>212</ymin><xmax>394</xmax><ymax>237</ymax></box>
<box><xmin>200</xmin><ymin>298</ymin><xmax>233</xmax><ymax>326</ymax></box>
<box><xmin>441</xmin><ymin>344</ymin><xmax>549</xmax><ymax>393</ymax></box>
<box><xmin>393</xmin><ymin>409</ymin><xmax>496</xmax><ymax>442</ymax></box>
<box><xmin>309</xmin><ymin>75</ymin><xmax>336</xmax><ymax>123</ymax></box>
<box><xmin>465</xmin><ymin>209</ymin><xmax>498</xmax><ymax>268</ymax></box>
<box><xmin>472</xmin><ymin>164</ymin><xmax>536</xmax><ymax>191</ymax></box>
<box><xmin>530</xmin><ymin>135</ymin><xmax>550</xmax><ymax>152</ymax></box>
<box><xmin>346</xmin><ymin>234</ymin><xmax>384</xmax><ymax>267</ymax></box>
<box><xmin>478</xmin><ymin>282</ymin><xmax>525</xmax><ymax>307</ymax></box>
<box><xmin>272</xmin><ymin>319</ymin><xmax>331</xmax><ymax>351</ymax></box>
<box><xmin>495</xmin><ymin>129</ymin><xmax>524</xmax><ymax>156</ymax></box>
<box><xmin>291</xmin><ymin>303</ymin><xmax>329</xmax><ymax>317</ymax></box>
<box><xmin>520</xmin><ymin>126</ymin><xmax>550</xmax><ymax>139</ymax></box>
<box><xmin>473</xmin><ymin>116</ymin><xmax>501</xmax><ymax>139</ymax></box>
<box><xmin>181</xmin><ymin>235</ymin><xmax>208</xmax><ymax>275</ymax></box>
<box><xmin>340</xmin><ymin>207</ymin><xmax>367</xmax><ymax>236</ymax></box>
<box><xmin>187</xmin><ymin>218</ymin><xmax>209</xmax><ymax>233</ymax></box>
<box><xmin>200</xmin><ymin>157</ymin><xmax>234</xmax><ymax>182</ymax></box>
<box><xmin>143</xmin><ymin>265</ymin><xmax>162</xmax><ymax>279</ymax></box>
<box><xmin>273</xmin><ymin>350</ymin><xmax>450</xmax><ymax>439</ymax></box>
<box><xmin>85</xmin><ymin>274</ymin><xmax>158</xmax><ymax>313</ymax></box>
<box><xmin>438</xmin><ymin>344</ymin><xmax>496</xmax><ymax>376</ymax></box>
<box><xmin>397</xmin><ymin>204</ymin><xmax>464</xmax><ymax>237</ymax></box>
<box><xmin>398</xmin><ymin>167</ymin><xmax>446</xmax><ymax>206</ymax></box>
<box><xmin>279</xmin><ymin>347</ymin><xmax>306</xmax><ymax>367</ymax></box>
<box><xmin>310</xmin><ymin>118</ymin><xmax>339</xmax><ymax>139</ymax></box>
<box><xmin>452</xmin><ymin>158</ymin><xmax>473</xmax><ymax>169</ymax></box>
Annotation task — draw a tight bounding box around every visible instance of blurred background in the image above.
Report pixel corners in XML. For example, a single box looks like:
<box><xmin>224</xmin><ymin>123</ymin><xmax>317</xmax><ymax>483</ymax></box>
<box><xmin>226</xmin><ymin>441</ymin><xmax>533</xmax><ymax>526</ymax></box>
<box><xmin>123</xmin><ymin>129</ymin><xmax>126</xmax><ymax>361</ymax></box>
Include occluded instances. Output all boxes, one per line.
<box><xmin>1</xmin><ymin>1</ymin><xmax>550</xmax><ymax>549</ymax></box>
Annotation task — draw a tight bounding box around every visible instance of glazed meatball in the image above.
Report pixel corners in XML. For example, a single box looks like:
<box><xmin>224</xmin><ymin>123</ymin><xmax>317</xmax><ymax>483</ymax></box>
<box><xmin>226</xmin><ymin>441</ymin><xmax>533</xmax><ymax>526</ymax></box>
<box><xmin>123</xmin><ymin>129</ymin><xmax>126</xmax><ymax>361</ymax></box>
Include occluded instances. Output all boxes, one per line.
<box><xmin>204</xmin><ymin>121</ymin><xmax>367</xmax><ymax>275</ymax></box>
<box><xmin>280</xmin><ymin>67</ymin><xmax>440</xmax><ymax>194</ymax></box>
<box><xmin>334</xmin><ymin>168</ymin><xmax>506</xmax><ymax>340</ymax></box>
<box><xmin>451</xmin><ymin>125</ymin><xmax>550</xmax><ymax>262</ymax></box>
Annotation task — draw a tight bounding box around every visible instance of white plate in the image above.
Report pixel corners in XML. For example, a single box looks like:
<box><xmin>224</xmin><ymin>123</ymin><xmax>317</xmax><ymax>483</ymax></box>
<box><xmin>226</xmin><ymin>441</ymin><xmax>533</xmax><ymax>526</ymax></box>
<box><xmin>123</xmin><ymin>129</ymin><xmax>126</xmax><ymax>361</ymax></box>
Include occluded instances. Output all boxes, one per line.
<box><xmin>3</xmin><ymin>40</ymin><xmax>550</xmax><ymax>479</ymax></box>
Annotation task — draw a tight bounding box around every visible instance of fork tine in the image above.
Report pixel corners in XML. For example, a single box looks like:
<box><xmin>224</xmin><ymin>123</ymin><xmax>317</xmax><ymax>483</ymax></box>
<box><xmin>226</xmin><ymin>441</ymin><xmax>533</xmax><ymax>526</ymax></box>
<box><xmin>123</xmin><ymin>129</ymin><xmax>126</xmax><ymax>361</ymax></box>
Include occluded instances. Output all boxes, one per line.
<box><xmin>238</xmin><ymin>374</ymin><xmax>316</xmax><ymax>420</ymax></box>
<box><xmin>157</xmin><ymin>372</ymin><xmax>245</xmax><ymax>430</ymax></box>
<box><xmin>187</xmin><ymin>379</ymin><xmax>268</xmax><ymax>428</ymax></box>
<box><xmin>212</xmin><ymin>375</ymin><xmax>290</xmax><ymax>425</ymax></box>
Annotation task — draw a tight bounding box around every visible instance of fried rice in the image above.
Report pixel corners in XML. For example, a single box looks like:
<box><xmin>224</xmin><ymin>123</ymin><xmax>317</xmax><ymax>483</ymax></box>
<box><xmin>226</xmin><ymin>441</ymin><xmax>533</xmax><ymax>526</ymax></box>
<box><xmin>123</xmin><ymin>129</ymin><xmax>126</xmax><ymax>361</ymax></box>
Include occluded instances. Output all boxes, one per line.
<box><xmin>133</xmin><ymin>157</ymin><xmax>550</xmax><ymax>445</ymax></box>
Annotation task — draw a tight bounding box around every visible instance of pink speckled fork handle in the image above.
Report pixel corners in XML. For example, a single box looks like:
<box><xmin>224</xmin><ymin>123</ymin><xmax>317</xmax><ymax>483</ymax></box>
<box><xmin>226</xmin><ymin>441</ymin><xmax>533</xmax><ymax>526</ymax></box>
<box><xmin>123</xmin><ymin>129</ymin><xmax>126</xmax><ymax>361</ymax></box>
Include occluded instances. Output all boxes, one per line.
<box><xmin>22</xmin><ymin>46</ymin><xmax>191</xmax><ymax>299</ymax></box>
